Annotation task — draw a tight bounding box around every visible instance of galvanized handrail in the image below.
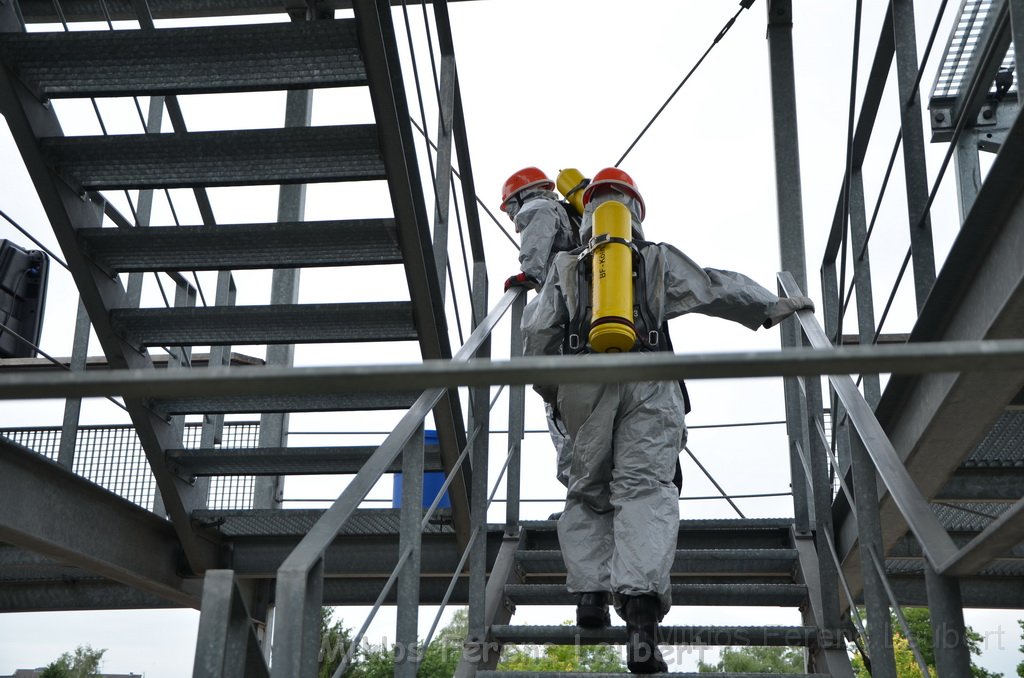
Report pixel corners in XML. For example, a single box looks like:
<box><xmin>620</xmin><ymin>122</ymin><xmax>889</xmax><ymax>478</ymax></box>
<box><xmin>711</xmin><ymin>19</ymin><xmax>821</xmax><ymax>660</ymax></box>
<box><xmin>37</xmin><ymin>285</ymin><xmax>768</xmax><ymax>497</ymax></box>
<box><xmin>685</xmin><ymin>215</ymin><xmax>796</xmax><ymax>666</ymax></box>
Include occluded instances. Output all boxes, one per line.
<box><xmin>779</xmin><ymin>271</ymin><xmax>960</xmax><ymax>570</ymax></box>
<box><xmin>267</xmin><ymin>287</ymin><xmax>523</xmax><ymax>677</ymax></box>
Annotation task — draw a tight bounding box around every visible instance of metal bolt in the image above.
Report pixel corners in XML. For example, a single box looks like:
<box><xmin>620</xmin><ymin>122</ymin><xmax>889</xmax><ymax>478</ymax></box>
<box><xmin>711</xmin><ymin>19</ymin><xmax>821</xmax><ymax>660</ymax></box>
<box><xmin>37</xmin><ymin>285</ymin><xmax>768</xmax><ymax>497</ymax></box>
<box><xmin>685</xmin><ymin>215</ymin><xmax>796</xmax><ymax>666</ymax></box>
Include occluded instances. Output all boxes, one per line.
<box><xmin>934</xmin><ymin>112</ymin><xmax>945</xmax><ymax>123</ymax></box>
<box><xmin>982</xmin><ymin>108</ymin><xmax>994</xmax><ymax>120</ymax></box>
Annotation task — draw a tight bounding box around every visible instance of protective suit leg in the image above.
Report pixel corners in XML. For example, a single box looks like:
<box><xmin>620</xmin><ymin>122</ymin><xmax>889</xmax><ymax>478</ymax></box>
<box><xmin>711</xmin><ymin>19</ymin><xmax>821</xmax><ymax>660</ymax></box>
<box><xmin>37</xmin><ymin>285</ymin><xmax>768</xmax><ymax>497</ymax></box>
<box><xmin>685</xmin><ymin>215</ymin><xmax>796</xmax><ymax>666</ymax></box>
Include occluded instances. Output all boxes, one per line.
<box><xmin>609</xmin><ymin>380</ymin><xmax>686</xmax><ymax>620</ymax></box>
<box><xmin>556</xmin><ymin>381</ymin><xmax>686</xmax><ymax>619</ymax></box>
<box><xmin>545</xmin><ymin>401</ymin><xmax>572</xmax><ymax>489</ymax></box>
<box><xmin>556</xmin><ymin>382</ymin><xmax>617</xmax><ymax>596</ymax></box>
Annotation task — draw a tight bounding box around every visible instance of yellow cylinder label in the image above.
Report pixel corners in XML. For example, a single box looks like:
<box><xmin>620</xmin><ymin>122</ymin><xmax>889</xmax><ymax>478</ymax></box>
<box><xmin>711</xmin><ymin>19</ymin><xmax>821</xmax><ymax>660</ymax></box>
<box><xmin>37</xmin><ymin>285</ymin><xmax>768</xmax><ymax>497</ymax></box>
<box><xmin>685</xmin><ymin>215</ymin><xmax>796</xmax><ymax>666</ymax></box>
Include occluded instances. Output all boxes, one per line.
<box><xmin>556</xmin><ymin>168</ymin><xmax>587</xmax><ymax>217</ymax></box>
<box><xmin>589</xmin><ymin>201</ymin><xmax>636</xmax><ymax>353</ymax></box>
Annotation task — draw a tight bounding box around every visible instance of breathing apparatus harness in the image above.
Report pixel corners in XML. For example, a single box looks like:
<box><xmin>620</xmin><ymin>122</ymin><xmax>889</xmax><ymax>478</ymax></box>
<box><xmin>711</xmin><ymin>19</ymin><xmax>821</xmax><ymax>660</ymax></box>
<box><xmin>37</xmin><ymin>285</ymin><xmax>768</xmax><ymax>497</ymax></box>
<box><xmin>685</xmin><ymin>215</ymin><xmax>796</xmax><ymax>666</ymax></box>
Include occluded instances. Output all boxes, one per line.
<box><xmin>564</xmin><ymin>234</ymin><xmax>691</xmax><ymax>413</ymax></box>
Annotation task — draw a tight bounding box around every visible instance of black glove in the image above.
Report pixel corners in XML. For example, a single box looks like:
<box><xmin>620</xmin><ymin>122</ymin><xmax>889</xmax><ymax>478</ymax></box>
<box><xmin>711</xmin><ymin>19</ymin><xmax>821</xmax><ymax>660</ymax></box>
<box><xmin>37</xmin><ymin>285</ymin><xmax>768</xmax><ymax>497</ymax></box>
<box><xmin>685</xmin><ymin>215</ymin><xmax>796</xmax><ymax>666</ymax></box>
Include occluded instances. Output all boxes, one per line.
<box><xmin>763</xmin><ymin>295</ymin><xmax>815</xmax><ymax>328</ymax></box>
<box><xmin>504</xmin><ymin>272</ymin><xmax>539</xmax><ymax>292</ymax></box>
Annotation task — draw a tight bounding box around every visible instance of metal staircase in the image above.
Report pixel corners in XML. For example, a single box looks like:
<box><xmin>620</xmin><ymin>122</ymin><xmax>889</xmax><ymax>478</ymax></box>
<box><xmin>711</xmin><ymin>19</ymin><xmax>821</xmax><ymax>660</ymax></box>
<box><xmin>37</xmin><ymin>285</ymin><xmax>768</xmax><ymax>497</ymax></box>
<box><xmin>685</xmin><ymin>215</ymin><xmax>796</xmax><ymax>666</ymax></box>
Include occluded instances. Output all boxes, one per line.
<box><xmin>461</xmin><ymin>519</ymin><xmax>841</xmax><ymax>678</ymax></box>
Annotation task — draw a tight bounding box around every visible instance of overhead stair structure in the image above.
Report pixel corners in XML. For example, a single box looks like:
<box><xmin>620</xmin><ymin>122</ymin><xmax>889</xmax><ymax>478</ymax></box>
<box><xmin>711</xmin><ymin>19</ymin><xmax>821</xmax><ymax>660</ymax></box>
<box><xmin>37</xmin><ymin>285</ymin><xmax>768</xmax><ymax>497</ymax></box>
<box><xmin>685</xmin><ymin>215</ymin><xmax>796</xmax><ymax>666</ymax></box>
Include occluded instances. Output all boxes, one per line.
<box><xmin>1</xmin><ymin>1</ymin><xmax>1023</xmax><ymax>677</ymax></box>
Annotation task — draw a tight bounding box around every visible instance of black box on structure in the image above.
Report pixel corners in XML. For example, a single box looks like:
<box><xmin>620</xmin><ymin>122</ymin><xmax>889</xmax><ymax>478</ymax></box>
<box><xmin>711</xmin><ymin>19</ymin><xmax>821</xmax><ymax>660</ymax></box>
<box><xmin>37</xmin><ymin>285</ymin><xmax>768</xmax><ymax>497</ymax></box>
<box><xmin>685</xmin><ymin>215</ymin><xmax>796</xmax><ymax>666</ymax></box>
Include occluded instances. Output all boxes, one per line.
<box><xmin>0</xmin><ymin>239</ymin><xmax>49</xmax><ymax>359</ymax></box>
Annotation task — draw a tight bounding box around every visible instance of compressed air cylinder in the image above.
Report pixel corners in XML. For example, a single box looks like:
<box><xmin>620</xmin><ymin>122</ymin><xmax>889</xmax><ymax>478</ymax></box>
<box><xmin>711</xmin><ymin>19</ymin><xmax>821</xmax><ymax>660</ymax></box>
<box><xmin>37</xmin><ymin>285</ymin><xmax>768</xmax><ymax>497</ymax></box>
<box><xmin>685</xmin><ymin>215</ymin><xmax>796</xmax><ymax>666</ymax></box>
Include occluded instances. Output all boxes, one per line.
<box><xmin>589</xmin><ymin>201</ymin><xmax>637</xmax><ymax>353</ymax></box>
<box><xmin>556</xmin><ymin>168</ymin><xmax>587</xmax><ymax>217</ymax></box>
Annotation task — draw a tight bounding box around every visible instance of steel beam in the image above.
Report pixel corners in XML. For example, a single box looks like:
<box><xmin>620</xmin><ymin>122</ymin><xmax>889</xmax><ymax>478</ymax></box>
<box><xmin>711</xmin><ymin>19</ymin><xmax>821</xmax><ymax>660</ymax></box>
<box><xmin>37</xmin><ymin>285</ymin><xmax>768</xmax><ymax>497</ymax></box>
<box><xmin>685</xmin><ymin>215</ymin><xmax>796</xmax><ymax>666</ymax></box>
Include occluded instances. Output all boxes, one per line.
<box><xmin>354</xmin><ymin>0</ymin><xmax>471</xmax><ymax>549</ymax></box>
<box><xmin>941</xmin><ymin>497</ymin><xmax>1024</xmax><ymax>575</ymax></box>
<box><xmin>4</xmin><ymin>338</ymin><xmax>1024</xmax><ymax>402</ymax></box>
<box><xmin>0</xmin><ymin>438</ymin><xmax>201</xmax><ymax>608</ymax></box>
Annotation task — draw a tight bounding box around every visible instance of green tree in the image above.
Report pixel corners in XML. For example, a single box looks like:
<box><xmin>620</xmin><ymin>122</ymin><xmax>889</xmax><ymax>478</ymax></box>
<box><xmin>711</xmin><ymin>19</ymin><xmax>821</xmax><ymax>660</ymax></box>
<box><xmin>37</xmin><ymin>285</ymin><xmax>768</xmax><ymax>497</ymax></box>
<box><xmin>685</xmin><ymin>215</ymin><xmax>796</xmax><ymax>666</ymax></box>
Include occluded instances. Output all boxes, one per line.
<box><xmin>849</xmin><ymin>607</ymin><xmax>1002</xmax><ymax>678</ymax></box>
<box><xmin>347</xmin><ymin>612</ymin><xmax>626</xmax><ymax>675</ymax></box>
<box><xmin>39</xmin><ymin>645</ymin><xmax>106</xmax><ymax>678</ymax></box>
<box><xmin>1016</xmin><ymin>620</ymin><xmax>1023</xmax><ymax>678</ymax></box>
<box><xmin>697</xmin><ymin>646</ymin><xmax>804</xmax><ymax>673</ymax></box>
<box><xmin>319</xmin><ymin>607</ymin><xmax>359</xmax><ymax>678</ymax></box>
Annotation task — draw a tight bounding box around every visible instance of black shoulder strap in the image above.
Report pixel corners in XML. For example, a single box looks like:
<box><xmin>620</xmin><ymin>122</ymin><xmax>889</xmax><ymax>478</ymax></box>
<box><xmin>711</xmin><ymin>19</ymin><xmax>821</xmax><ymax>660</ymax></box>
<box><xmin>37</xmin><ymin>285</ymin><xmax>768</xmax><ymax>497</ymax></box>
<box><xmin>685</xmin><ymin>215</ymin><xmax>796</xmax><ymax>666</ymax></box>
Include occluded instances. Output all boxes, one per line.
<box><xmin>659</xmin><ymin>321</ymin><xmax>692</xmax><ymax>414</ymax></box>
<box><xmin>560</xmin><ymin>201</ymin><xmax>582</xmax><ymax>248</ymax></box>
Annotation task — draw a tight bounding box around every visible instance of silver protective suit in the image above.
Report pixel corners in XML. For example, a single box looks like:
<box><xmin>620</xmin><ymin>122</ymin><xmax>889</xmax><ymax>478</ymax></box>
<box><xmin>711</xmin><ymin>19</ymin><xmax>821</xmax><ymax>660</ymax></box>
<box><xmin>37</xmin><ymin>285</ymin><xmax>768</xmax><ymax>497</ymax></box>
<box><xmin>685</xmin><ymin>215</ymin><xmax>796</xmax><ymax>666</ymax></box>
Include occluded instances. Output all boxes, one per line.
<box><xmin>512</xmin><ymin>189</ymin><xmax>577</xmax><ymax>487</ymax></box>
<box><xmin>522</xmin><ymin>239</ymin><xmax>810</xmax><ymax>618</ymax></box>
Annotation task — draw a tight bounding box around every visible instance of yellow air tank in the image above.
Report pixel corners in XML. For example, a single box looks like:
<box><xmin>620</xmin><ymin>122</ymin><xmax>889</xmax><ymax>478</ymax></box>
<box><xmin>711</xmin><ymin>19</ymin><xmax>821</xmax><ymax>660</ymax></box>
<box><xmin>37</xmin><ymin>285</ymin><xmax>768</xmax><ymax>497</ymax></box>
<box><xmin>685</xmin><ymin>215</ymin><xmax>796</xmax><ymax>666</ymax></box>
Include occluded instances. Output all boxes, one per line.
<box><xmin>556</xmin><ymin>168</ymin><xmax>588</xmax><ymax>217</ymax></box>
<box><xmin>588</xmin><ymin>200</ymin><xmax>637</xmax><ymax>353</ymax></box>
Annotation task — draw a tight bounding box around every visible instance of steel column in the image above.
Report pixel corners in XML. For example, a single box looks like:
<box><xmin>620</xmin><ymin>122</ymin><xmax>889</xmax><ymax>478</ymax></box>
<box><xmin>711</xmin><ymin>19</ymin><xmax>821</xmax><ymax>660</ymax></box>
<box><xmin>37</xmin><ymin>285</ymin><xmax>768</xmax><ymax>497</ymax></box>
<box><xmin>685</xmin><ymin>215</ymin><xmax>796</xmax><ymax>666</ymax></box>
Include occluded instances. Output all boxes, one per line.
<box><xmin>953</xmin><ymin>131</ymin><xmax>982</xmax><ymax>225</ymax></box>
<box><xmin>767</xmin><ymin>0</ymin><xmax>811</xmax><ymax>533</ymax></box>
<box><xmin>849</xmin><ymin>433</ymin><xmax>897</xmax><ymax>678</ymax></box>
<box><xmin>125</xmin><ymin>93</ymin><xmax>164</xmax><ymax>308</ymax></box>
<box><xmin>925</xmin><ymin>562</ymin><xmax>973</xmax><ymax>677</ymax></box>
<box><xmin>892</xmin><ymin>0</ymin><xmax>937</xmax><ymax>310</ymax></box>
<box><xmin>193</xmin><ymin>570</ymin><xmax>270</xmax><ymax>678</ymax></box>
<box><xmin>395</xmin><ymin>423</ymin><xmax>425</xmax><ymax>678</ymax></box>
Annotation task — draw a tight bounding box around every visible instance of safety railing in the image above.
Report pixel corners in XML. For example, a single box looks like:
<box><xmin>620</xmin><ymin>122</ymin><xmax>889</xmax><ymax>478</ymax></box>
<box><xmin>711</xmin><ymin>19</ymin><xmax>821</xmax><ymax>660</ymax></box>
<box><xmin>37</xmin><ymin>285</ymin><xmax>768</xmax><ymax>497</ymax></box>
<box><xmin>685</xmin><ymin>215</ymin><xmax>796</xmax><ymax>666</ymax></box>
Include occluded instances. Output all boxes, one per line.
<box><xmin>779</xmin><ymin>271</ymin><xmax>1024</xmax><ymax>676</ymax></box>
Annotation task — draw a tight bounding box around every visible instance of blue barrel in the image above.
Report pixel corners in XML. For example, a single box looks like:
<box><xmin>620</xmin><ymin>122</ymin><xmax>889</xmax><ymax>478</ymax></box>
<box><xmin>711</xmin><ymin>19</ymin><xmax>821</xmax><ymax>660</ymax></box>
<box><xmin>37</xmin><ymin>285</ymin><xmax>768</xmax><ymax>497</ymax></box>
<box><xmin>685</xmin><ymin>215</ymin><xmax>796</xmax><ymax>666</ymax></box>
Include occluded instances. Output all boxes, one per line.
<box><xmin>392</xmin><ymin>430</ymin><xmax>451</xmax><ymax>509</ymax></box>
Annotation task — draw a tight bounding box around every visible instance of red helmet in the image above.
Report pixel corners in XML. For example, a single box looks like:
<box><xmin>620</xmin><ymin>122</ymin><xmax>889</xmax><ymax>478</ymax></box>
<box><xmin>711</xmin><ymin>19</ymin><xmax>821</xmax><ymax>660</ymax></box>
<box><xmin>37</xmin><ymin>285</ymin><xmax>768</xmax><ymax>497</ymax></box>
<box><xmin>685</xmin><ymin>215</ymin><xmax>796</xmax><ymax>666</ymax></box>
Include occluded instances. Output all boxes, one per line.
<box><xmin>582</xmin><ymin>167</ymin><xmax>645</xmax><ymax>221</ymax></box>
<box><xmin>500</xmin><ymin>167</ymin><xmax>555</xmax><ymax>211</ymax></box>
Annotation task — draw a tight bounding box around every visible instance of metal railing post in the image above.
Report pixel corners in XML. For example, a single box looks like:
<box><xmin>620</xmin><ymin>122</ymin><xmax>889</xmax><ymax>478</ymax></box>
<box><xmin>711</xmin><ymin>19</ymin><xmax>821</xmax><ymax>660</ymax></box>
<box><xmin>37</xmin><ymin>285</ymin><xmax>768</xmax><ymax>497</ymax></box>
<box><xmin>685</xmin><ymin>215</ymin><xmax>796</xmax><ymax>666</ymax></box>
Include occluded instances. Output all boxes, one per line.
<box><xmin>505</xmin><ymin>292</ymin><xmax>525</xmax><ymax>530</ymax></box>
<box><xmin>466</xmin><ymin>264</ymin><xmax>492</xmax><ymax>664</ymax></box>
<box><xmin>57</xmin><ymin>298</ymin><xmax>90</xmax><ymax>469</ymax></box>
<box><xmin>849</xmin><ymin>433</ymin><xmax>898</xmax><ymax>678</ymax></box>
<box><xmin>395</xmin><ymin>423</ymin><xmax>425</xmax><ymax>678</ymax></box>
<box><xmin>847</xmin><ymin>169</ymin><xmax>881</xmax><ymax>407</ymax></box>
<box><xmin>925</xmin><ymin>561</ymin><xmax>973</xmax><ymax>676</ymax></box>
<box><xmin>767</xmin><ymin>0</ymin><xmax>812</xmax><ymax>533</ymax></box>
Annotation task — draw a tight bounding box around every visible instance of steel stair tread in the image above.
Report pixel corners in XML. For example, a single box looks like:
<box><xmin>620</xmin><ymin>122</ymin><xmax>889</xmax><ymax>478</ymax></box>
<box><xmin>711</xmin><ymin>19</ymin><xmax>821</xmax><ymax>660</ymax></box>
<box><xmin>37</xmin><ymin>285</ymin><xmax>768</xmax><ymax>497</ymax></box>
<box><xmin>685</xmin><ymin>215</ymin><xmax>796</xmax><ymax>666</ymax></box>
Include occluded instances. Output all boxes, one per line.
<box><xmin>167</xmin><ymin>444</ymin><xmax>444</xmax><ymax>475</ymax></box>
<box><xmin>518</xmin><ymin>519</ymin><xmax>794</xmax><ymax>551</ymax></box>
<box><xmin>110</xmin><ymin>301</ymin><xmax>417</xmax><ymax>347</ymax></box>
<box><xmin>479</xmin><ymin>675</ymin><xmax>826</xmax><ymax>678</ymax></box>
<box><xmin>489</xmin><ymin>624</ymin><xmax>816</xmax><ymax>647</ymax></box>
<box><xmin>18</xmin><ymin>1</ymin><xmax>324</xmax><ymax>23</ymax></box>
<box><xmin>479</xmin><ymin>673</ymin><xmax>828</xmax><ymax>677</ymax></box>
<box><xmin>39</xmin><ymin>124</ymin><xmax>385</xmax><ymax>191</ymax></box>
<box><xmin>149</xmin><ymin>390</ymin><xmax>418</xmax><ymax>417</ymax></box>
<box><xmin>78</xmin><ymin>219</ymin><xmax>402</xmax><ymax>272</ymax></box>
<box><xmin>504</xmin><ymin>583</ymin><xmax>807</xmax><ymax>607</ymax></box>
<box><xmin>192</xmin><ymin>508</ymin><xmax>454</xmax><ymax>537</ymax></box>
<box><xmin>0</xmin><ymin>20</ymin><xmax>365</xmax><ymax>98</ymax></box>
<box><xmin>516</xmin><ymin>549</ymin><xmax>797</xmax><ymax>576</ymax></box>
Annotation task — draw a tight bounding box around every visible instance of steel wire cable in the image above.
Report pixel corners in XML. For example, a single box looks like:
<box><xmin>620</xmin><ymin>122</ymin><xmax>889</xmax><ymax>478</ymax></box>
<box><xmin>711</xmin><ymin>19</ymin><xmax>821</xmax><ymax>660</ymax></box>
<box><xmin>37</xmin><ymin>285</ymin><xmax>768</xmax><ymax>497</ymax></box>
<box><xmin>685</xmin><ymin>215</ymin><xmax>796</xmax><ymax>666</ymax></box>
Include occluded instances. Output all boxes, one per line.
<box><xmin>0</xmin><ymin>209</ymin><xmax>69</xmax><ymax>270</ymax></box>
<box><xmin>408</xmin><ymin>117</ymin><xmax>519</xmax><ymax>250</ymax></box>
<box><xmin>615</xmin><ymin>0</ymin><xmax>755</xmax><ymax>167</ymax></box>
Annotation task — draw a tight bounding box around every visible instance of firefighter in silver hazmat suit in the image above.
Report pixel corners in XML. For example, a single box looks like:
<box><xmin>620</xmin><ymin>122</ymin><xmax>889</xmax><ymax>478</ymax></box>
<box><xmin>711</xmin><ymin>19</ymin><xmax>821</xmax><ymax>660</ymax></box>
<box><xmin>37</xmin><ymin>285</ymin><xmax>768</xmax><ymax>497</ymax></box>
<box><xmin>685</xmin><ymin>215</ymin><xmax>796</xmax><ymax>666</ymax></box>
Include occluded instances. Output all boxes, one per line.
<box><xmin>521</xmin><ymin>167</ymin><xmax>813</xmax><ymax>673</ymax></box>
<box><xmin>501</xmin><ymin>167</ymin><xmax>578</xmax><ymax>488</ymax></box>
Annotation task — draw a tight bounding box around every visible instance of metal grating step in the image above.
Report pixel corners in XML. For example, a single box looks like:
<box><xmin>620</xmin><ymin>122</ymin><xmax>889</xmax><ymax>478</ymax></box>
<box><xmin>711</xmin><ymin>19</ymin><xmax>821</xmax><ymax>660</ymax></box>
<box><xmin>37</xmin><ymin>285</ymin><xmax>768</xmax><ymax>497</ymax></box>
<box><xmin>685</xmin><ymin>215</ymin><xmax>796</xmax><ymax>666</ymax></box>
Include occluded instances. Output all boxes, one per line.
<box><xmin>517</xmin><ymin>549</ymin><xmax>797</xmax><ymax>577</ymax></box>
<box><xmin>489</xmin><ymin>624</ymin><xmax>816</xmax><ymax>647</ymax></box>
<box><xmin>520</xmin><ymin>519</ymin><xmax>794</xmax><ymax>551</ymax></box>
<box><xmin>0</xmin><ymin>20</ymin><xmax>365</xmax><ymax>99</ymax></box>
<box><xmin>477</xmin><ymin>671</ymin><xmax>823</xmax><ymax>675</ymax></box>
<box><xmin>193</xmin><ymin>508</ymin><xmax>454</xmax><ymax>537</ymax></box>
<box><xmin>78</xmin><ymin>219</ymin><xmax>402</xmax><ymax>272</ymax></box>
<box><xmin>167</xmin><ymin>444</ymin><xmax>444</xmax><ymax>475</ymax></box>
<box><xmin>18</xmin><ymin>1</ymin><xmax>306</xmax><ymax>23</ymax></box>
<box><xmin>479</xmin><ymin>673</ymin><xmax>828</xmax><ymax>677</ymax></box>
<box><xmin>504</xmin><ymin>583</ymin><xmax>807</xmax><ymax>608</ymax></box>
<box><xmin>39</xmin><ymin>124</ymin><xmax>385</xmax><ymax>191</ymax></box>
<box><xmin>110</xmin><ymin>301</ymin><xmax>417</xmax><ymax>347</ymax></box>
<box><xmin>149</xmin><ymin>390</ymin><xmax>418</xmax><ymax>417</ymax></box>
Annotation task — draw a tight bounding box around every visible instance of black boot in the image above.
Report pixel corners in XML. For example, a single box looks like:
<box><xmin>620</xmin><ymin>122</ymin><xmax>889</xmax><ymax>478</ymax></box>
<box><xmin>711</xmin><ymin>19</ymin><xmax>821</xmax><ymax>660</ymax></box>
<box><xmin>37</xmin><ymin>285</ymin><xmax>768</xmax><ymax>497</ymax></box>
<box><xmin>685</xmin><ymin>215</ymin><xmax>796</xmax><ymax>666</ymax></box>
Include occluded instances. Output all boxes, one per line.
<box><xmin>624</xmin><ymin>595</ymin><xmax>667</xmax><ymax>674</ymax></box>
<box><xmin>576</xmin><ymin>591</ymin><xmax>610</xmax><ymax>628</ymax></box>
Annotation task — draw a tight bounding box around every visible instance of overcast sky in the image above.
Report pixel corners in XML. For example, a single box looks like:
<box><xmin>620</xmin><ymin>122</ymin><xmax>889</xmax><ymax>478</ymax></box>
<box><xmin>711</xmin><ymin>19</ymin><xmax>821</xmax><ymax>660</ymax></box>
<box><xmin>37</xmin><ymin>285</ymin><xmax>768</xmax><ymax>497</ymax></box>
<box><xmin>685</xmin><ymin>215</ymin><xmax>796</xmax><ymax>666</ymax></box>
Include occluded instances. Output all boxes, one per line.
<box><xmin>0</xmin><ymin>0</ymin><xmax>1020</xmax><ymax>675</ymax></box>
